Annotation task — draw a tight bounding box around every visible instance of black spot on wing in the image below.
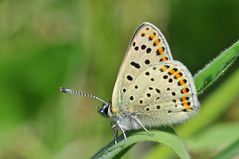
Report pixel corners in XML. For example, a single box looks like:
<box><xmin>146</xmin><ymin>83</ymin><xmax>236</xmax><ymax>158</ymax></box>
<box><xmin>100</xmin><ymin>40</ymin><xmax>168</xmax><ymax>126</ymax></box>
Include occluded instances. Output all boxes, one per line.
<box><xmin>130</xmin><ymin>61</ymin><xmax>140</xmax><ymax>69</ymax></box>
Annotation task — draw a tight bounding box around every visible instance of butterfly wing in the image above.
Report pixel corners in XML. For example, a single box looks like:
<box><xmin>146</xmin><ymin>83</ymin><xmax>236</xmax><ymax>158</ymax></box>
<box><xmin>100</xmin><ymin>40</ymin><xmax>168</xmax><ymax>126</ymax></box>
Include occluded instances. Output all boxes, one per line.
<box><xmin>121</xmin><ymin>61</ymin><xmax>199</xmax><ymax>126</ymax></box>
<box><xmin>112</xmin><ymin>22</ymin><xmax>173</xmax><ymax>113</ymax></box>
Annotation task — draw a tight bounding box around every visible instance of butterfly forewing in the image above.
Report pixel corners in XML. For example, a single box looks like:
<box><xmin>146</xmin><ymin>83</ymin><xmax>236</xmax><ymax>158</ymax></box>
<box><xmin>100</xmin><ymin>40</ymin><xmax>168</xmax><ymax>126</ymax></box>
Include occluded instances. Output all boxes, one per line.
<box><xmin>121</xmin><ymin>61</ymin><xmax>199</xmax><ymax>126</ymax></box>
<box><xmin>112</xmin><ymin>22</ymin><xmax>173</xmax><ymax>113</ymax></box>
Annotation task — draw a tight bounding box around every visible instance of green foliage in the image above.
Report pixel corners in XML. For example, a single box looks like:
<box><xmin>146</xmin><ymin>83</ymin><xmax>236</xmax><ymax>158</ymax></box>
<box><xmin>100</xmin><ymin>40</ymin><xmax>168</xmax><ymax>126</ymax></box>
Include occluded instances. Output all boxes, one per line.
<box><xmin>92</xmin><ymin>128</ymin><xmax>190</xmax><ymax>159</ymax></box>
<box><xmin>194</xmin><ymin>40</ymin><xmax>239</xmax><ymax>95</ymax></box>
<box><xmin>187</xmin><ymin>122</ymin><xmax>239</xmax><ymax>152</ymax></box>
<box><xmin>213</xmin><ymin>139</ymin><xmax>239</xmax><ymax>159</ymax></box>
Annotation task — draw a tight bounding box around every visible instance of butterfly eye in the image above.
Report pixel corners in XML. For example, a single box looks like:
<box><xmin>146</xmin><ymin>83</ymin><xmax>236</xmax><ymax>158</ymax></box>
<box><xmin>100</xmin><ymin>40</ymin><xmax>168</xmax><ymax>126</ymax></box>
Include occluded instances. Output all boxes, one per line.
<box><xmin>98</xmin><ymin>103</ymin><xmax>110</xmax><ymax>117</ymax></box>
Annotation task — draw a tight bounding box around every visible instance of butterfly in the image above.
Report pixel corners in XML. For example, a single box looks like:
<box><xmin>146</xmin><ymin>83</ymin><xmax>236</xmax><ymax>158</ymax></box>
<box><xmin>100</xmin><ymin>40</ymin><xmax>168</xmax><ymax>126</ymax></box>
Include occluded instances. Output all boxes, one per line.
<box><xmin>60</xmin><ymin>22</ymin><xmax>200</xmax><ymax>143</ymax></box>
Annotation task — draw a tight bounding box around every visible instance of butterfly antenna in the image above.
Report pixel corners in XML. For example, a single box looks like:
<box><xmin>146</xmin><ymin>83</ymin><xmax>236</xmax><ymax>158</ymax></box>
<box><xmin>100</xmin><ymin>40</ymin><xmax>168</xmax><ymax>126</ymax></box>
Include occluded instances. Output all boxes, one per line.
<box><xmin>59</xmin><ymin>87</ymin><xmax>108</xmax><ymax>105</ymax></box>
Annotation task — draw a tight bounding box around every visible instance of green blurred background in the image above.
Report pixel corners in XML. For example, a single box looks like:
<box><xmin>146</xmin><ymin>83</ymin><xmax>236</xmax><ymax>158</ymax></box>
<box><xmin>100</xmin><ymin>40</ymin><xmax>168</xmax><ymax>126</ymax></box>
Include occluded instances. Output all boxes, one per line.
<box><xmin>0</xmin><ymin>0</ymin><xmax>238</xmax><ymax>159</ymax></box>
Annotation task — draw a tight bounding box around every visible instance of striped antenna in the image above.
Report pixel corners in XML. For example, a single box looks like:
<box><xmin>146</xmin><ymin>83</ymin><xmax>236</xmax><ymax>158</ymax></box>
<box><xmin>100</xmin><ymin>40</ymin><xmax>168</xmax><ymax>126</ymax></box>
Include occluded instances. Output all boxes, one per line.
<box><xmin>59</xmin><ymin>87</ymin><xmax>108</xmax><ymax>105</ymax></box>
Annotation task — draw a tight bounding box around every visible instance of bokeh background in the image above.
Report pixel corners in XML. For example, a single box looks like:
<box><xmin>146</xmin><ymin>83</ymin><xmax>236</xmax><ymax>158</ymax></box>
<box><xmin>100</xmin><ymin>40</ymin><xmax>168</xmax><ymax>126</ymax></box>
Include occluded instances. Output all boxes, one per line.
<box><xmin>0</xmin><ymin>0</ymin><xmax>239</xmax><ymax>159</ymax></box>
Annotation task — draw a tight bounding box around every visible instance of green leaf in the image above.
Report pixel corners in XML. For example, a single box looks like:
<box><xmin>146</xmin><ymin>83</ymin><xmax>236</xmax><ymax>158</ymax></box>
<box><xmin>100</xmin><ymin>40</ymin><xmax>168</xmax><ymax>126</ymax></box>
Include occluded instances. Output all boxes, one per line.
<box><xmin>91</xmin><ymin>127</ymin><xmax>190</xmax><ymax>159</ymax></box>
<box><xmin>187</xmin><ymin>122</ymin><xmax>239</xmax><ymax>152</ymax></box>
<box><xmin>194</xmin><ymin>40</ymin><xmax>239</xmax><ymax>95</ymax></box>
<box><xmin>93</xmin><ymin>41</ymin><xmax>239</xmax><ymax>159</ymax></box>
<box><xmin>213</xmin><ymin>139</ymin><xmax>239</xmax><ymax>159</ymax></box>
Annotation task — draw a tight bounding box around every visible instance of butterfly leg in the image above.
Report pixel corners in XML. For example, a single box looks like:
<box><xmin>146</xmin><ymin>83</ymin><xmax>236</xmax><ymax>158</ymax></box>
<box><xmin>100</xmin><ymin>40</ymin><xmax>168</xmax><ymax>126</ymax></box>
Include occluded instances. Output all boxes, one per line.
<box><xmin>116</xmin><ymin>121</ymin><xmax>127</xmax><ymax>142</ymax></box>
<box><xmin>131</xmin><ymin>115</ymin><xmax>150</xmax><ymax>133</ymax></box>
<box><xmin>111</xmin><ymin>124</ymin><xmax>119</xmax><ymax>144</ymax></box>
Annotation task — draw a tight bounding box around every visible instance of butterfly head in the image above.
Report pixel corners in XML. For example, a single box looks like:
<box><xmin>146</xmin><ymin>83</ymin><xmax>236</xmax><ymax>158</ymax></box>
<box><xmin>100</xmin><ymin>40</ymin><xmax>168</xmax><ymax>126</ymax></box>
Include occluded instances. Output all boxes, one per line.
<box><xmin>97</xmin><ymin>102</ymin><xmax>111</xmax><ymax>117</ymax></box>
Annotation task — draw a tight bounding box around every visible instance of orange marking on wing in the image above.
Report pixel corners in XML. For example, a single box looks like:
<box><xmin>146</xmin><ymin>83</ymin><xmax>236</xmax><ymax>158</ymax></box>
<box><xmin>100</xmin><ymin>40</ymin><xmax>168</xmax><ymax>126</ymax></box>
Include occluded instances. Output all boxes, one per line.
<box><xmin>161</xmin><ymin>66</ymin><xmax>167</xmax><ymax>71</ymax></box>
<box><xmin>153</xmin><ymin>39</ymin><xmax>160</xmax><ymax>46</ymax></box>
<box><xmin>181</xmin><ymin>97</ymin><xmax>187</xmax><ymax>103</ymax></box>
<box><xmin>156</xmin><ymin>47</ymin><xmax>164</xmax><ymax>55</ymax></box>
<box><xmin>179</xmin><ymin>79</ymin><xmax>186</xmax><ymax>85</ymax></box>
<box><xmin>182</xmin><ymin>102</ymin><xmax>188</xmax><ymax>107</ymax></box>
<box><xmin>182</xmin><ymin>102</ymin><xmax>192</xmax><ymax>110</ymax></box>
<box><xmin>160</xmin><ymin>65</ymin><xmax>169</xmax><ymax>72</ymax></box>
<box><xmin>160</xmin><ymin>56</ymin><xmax>168</xmax><ymax>62</ymax></box>
<box><xmin>149</xmin><ymin>34</ymin><xmax>155</xmax><ymax>40</ymax></box>
<box><xmin>181</xmin><ymin>88</ymin><xmax>189</xmax><ymax>94</ymax></box>
<box><xmin>169</xmin><ymin>69</ymin><xmax>176</xmax><ymax>75</ymax></box>
<box><xmin>159</xmin><ymin>47</ymin><xmax>164</xmax><ymax>54</ymax></box>
<box><xmin>174</xmin><ymin>72</ymin><xmax>182</xmax><ymax>79</ymax></box>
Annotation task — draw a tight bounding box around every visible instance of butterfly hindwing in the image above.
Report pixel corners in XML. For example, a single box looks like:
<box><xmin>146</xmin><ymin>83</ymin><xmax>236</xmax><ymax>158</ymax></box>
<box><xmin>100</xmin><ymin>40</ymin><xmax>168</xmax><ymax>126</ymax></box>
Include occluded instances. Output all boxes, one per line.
<box><xmin>121</xmin><ymin>61</ymin><xmax>199</xmax><ymax>126</ymax></box>
<box><xmin>112</xmin><ymin>22</ymin><xmax>173</xmax><ymax>113</ymax></box>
